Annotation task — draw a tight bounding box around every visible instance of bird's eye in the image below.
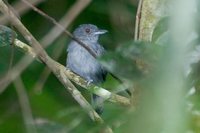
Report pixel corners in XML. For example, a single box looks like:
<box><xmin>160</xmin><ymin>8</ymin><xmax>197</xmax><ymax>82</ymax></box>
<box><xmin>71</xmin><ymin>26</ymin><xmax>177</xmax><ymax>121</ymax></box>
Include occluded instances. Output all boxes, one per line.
<box><xmin>85</xmin><ymin>28</ymin><xmax>90</xmax><ymax>33</ymax></box>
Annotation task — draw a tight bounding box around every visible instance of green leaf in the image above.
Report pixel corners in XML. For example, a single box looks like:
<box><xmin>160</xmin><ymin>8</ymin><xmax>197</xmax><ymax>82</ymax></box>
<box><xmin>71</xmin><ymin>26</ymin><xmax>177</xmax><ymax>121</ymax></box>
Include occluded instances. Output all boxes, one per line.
<box><xmin>152</xmin><ymin>17</ymin><xmax>169</xmax><ymax>44</ymax></box>
<box><xmin>100</xmin><ymin>41</ymin><xmax>165</xmax><ymax>81</ymax></box>
<box><xmin>100</xmin><ymin>51</ymin><xmax>142</xmax><ymax>80</ymax></box>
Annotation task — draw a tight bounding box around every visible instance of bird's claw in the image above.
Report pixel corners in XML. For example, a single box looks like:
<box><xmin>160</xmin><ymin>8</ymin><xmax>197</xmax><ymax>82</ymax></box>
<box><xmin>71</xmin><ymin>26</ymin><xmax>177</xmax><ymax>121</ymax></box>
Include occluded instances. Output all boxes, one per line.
<box><xmin>87</xmin><ymin>79</ymin><xmax>93</xmax><ymax>86</ymax></box>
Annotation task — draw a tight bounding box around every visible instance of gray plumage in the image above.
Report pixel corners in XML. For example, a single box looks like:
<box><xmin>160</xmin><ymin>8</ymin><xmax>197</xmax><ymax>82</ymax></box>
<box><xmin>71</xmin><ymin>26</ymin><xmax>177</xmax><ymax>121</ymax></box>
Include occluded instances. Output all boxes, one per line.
<box><xmin>66</xmin><ymin>24</ymin><xmax>107</xmax><ymax>114</ymax></box>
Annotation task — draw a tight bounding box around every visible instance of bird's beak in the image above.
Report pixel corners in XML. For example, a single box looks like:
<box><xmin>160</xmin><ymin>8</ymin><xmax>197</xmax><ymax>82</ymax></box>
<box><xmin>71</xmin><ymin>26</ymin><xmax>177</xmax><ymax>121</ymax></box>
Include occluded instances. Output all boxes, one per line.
<box><xmin>94</xmin><ymin>29</ymin><xmax>108</xmax><ymax>35</ymax></box>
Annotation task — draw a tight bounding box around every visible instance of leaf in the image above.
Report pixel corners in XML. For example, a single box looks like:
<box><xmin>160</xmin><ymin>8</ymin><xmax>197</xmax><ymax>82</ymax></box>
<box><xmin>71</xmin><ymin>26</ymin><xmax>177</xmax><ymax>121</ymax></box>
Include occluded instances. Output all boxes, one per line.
<box><xmin>100</xmin><ymin>41</ymin><xmax>165</xmax><ymax>81</ymax></box>
<box><xmin>152</xmin><ymin>17</ymin><xmax>170</xmax><ymax>44</ymax></box>
<box><xmin>100</xmin><ymin>51</ymin><xmax>142</xmax><ymax>80</ymax></box>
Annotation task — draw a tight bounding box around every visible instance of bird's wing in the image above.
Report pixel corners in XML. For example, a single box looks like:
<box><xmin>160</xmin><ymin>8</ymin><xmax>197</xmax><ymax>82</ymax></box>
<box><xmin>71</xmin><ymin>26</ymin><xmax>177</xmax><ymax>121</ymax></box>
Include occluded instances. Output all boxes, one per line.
<box><xmin>95</xmin><ymin>43</ymin><xmax>106</xmax><ymax>56</ymax></box>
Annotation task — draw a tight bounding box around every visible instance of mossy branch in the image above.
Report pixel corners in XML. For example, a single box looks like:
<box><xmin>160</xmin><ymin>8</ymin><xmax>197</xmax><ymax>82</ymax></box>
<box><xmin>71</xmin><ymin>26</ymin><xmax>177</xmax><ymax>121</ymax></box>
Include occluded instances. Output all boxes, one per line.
<box><xmin>14</xmin><ymin>39</ymin><xmax>131</xmax><ymax>107</ymax></box>
<box><xmin>138</xmin><ymin>0</ymin><xmax>168</xmax><ymax>41</ymax></box>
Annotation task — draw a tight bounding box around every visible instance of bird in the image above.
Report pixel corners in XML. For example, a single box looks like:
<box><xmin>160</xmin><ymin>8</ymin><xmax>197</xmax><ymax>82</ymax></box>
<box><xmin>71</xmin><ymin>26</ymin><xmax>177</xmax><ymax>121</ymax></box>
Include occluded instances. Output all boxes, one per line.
<box><xmin>66</xmin><ymin>24</ymin><xmax>108</xmax><ymax>115</ymax></box>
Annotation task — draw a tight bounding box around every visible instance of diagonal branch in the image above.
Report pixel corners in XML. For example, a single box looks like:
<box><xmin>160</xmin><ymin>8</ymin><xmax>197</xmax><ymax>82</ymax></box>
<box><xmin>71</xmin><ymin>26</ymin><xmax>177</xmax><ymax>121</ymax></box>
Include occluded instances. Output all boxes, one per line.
<box><xmin>14</xmin><ymin>39</ymin><xmax>131</xmax><ymax>107</ymax></box>
<box><xmin>41</xmin><ymin>0</ymin><xmax>91</xmax><ymax>46</ymax></box>
<box><xmin>21</xmin><ymin>0</ymin><xmax>97</xmax><ymax>58</ymax></box>
<box><xmin>0</xmin><ymin>0</ymin><xmax>45</xmax><ymax>24</ymax></box>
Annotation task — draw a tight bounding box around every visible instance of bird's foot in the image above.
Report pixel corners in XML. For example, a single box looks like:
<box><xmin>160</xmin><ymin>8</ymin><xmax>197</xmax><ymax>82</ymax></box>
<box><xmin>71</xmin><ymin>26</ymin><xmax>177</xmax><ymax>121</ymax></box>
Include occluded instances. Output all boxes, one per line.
<box><xmin>86</xmin><ymin>79</ymin><xmax>93</xmax><ymax>86</ymax></box>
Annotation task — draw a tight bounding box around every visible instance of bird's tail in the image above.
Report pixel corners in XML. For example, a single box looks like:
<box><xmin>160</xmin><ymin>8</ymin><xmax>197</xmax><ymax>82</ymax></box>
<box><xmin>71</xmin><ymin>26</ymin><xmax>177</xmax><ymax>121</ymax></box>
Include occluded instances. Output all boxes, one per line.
<box><xmin>91</xmin><ymin>94</ymin><xmax>104</xmax><ymax>115</ymax></box>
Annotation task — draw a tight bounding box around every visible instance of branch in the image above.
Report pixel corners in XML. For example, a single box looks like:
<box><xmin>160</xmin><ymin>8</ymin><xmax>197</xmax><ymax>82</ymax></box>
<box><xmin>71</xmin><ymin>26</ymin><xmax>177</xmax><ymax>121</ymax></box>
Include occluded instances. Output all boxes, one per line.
<box><xmin>14</xmin><ymin>38</ymin><xmax>131</xmax><ymax>107</ymax></box>
<box><xmin>13</xmin><ymin>1</ymin><xmax>130</xmax><ymax>107</ymax></box>
<box><xmin>14</xmin><ymin>77</ymin><xmax>38</xmax><ymax>133</ymax></box>
<box><xmin>21</xmin><ymin>0</ymin><xmax>97</xmax><ymax>58</ymax></box>
<box><xmin>33</xmin><ymin>42</ymin><xmax>66</xmax><ymax>93</ymax></box>
<box><xmin>134</xmin><ymin>0</ymin><xmax>143</xmax><ymax>40</ymax></box>
<box><xmin>0</xmin><ymin>0</ymin><xmax>45</xmax><ymax>24</ymax></box>
<box><xmin>41</xmin><ymin>0</ymin><xmax>91</xmax><ymax>46</ymax></box>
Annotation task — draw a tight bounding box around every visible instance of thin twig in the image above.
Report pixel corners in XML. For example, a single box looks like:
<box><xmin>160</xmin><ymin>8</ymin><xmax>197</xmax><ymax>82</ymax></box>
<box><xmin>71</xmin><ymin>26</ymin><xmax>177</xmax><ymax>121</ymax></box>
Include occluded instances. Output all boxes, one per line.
<box><xmin>134</xmin><ymin>0</ymin><xmax>143</xmax><ymax>40</ymax></box>
<box><xmin>0</xmin><ymin>0</ymin><xmax>45</xmax><ymax>24</ymax></box>
<box><xmin>41</xmin><ymin>0</ymin><xmax>91</xmax><ymax>46</ymax></box>
<box><xmin>21</xmin><ymin>0</ymin><xmax>97</xmax><ymax>58</ymax></box>
<box><xmin>33</xmin><ymin>41</ymin><xmax>65</xmax><ymax>94</ymax></box>
<box><xmin>14</xmin><ymin>77</ymin><xmax>38</xmax><ymax>133</ymax></box>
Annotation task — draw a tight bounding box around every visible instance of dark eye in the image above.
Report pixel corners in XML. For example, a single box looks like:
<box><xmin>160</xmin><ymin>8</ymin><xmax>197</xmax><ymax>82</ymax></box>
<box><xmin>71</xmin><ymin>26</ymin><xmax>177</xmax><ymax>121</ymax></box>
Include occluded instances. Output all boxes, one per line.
<box><xmin>85</xmin><ymin>28</ymin><xmax>90</xmax><ymax>33</ymax></box>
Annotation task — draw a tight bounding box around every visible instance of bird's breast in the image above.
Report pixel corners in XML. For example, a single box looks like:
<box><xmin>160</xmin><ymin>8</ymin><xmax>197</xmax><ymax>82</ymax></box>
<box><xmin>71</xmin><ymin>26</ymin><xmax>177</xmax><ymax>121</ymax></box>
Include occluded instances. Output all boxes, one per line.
<box><xmin>67</xmin><ymin>43</ymin><xmax>102</xmax><ymax>75</ymax></box>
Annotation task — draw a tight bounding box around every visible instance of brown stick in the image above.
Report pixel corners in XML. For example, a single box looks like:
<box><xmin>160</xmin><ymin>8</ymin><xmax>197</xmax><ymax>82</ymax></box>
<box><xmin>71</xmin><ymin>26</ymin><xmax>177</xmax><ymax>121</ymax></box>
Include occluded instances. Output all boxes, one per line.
<box><xmin>134</xmin><ymin>0</ymin><xmax>143</xmax><ymax>40</ymax></box>
<box><xmin>0</xmin><ymin>0</ymin><xmax>45</xmax><ymax>24</ymax></box>
<box><xmin>21</xmin><ymin>0</ymin><xmax>97</xmax><ymax>58</ymax></box>
<box><xmin>14</xmin><ymin>39</ymin><xmax>131</xmax><ymax>107</ymax></box>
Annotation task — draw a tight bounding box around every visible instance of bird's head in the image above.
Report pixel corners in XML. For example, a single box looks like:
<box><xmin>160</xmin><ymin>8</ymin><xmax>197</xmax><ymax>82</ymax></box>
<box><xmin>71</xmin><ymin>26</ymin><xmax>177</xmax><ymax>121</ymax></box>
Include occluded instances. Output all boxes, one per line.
<box><xmin>73</xmin><ymin>24</ymin><xmax>107</xmax><ymax>43</ymax></box>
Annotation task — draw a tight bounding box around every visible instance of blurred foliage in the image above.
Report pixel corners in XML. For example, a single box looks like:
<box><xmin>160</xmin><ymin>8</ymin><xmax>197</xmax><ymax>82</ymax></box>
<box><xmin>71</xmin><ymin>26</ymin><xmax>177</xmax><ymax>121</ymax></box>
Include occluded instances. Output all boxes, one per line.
<box><xmin>100</xmin><ymin>41</ymin><xmax>164</xmax><ymax>81</ymax></box>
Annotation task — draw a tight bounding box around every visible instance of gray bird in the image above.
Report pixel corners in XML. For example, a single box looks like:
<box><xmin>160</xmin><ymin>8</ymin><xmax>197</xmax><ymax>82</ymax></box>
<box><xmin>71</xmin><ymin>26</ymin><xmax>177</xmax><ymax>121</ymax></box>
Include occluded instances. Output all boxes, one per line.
<box><xmin>66</xmin><ymin>24</ymin><xmax>108</xmax><ymax>114</ymax></box>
